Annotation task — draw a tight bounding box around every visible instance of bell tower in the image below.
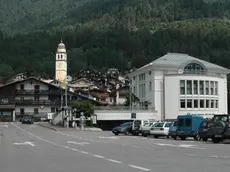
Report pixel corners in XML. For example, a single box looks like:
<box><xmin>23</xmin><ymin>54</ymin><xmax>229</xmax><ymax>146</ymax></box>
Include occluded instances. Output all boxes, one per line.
<box><xmin>55</xmin><ymin>40</ymin><xmax>67</xmax><ymax>82</ymax></box>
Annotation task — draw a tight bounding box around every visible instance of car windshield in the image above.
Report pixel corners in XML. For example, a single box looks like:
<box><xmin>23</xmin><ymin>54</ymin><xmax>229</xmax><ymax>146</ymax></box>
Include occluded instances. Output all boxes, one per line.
<box><xmin>200</xmin><ymin>121</ymin><xmax>208</xmax><ymax>127</ymax></box>
<box><xmin>173</xmin><ymin>121</ymin><xmax>178</xmax><ymax>126</ymax></box>
<box><xmin>153</xmin><ymin>122</ymin><xmax>164</xmax><ymax>127</ymax></box>
<box><xmin>120</xmin><ymin>122</ymin><xmax>132</xmax><ymax>127</ymax></box>
<box><xmin>143</xmin><ymin>122</ymin><xmax>153</xmax><ymax>127</ymax></box>
<box><xmin>212</xmin><ymin>115</ymin><xmax>228</xmax><ymax>123</ymax></box>
<box><xmin>165</xmin><ymin>123</ymin><xmax>172</xmax><ymax>128</ymax></box>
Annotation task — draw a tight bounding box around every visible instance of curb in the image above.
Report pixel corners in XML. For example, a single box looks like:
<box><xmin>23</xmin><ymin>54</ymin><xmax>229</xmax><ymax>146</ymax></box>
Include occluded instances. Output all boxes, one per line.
<box><xmin>38</xmin><ymin>123</ymin><xmax>57</xmax><ymax>131</ymax></box>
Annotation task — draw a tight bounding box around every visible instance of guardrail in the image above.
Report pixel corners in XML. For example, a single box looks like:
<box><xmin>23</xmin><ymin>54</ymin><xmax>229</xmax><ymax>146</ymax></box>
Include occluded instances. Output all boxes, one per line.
<box><xmin>94</xmin><ymin>106</ymin><xmax>156</xmax><ymax>112</ymax></box>
<box><xmin>15</xmin><ymin>112</ymin><xmax>47</xmax><ymax>117</ymax></box>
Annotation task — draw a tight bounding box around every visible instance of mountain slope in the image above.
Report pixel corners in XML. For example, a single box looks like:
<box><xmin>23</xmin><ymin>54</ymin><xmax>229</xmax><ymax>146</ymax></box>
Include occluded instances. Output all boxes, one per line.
<box><xmin>1</xmin><ymin>0</ymin><xmax>230</xmax><ymax>33</ymax></box>
<box><xmin>1</xmin><ymin>0</ymin><xmax>230</xmax><ymax>82</ymax></box>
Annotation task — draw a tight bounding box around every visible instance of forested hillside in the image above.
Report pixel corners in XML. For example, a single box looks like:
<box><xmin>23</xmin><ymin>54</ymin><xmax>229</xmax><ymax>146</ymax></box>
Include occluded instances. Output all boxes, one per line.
<box><xmin>1</xmin><ymin>0</ymin><xmax>230</xmax><ymax>82</ymax></box>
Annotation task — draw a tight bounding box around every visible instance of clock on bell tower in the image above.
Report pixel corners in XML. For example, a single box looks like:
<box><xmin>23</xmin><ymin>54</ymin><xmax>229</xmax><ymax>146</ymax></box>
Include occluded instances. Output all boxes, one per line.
<box><xmin>55</xmin><ymin>40</ymin><xmax>67</xmax><ymax>82</ymax></box>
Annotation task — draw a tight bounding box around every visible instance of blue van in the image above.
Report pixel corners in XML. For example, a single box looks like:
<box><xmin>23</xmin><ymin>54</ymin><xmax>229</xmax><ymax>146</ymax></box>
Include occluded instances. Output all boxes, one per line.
<box><xmin>168</xmin><ymin>121</ymin><xmax>177</xmax><ymax>139</ymax></box>
<box><xmin>176</xmin><ymin>114</ymin><xmax>204</xmax><ymax>140</ymax></box>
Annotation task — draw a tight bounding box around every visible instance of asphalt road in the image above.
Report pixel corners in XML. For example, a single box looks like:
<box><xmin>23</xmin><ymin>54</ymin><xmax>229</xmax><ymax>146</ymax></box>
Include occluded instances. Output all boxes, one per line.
<box><xmin>1</xmin><ymin>123</ymin><xmax>230</xmax><ymax>172</ymax></box>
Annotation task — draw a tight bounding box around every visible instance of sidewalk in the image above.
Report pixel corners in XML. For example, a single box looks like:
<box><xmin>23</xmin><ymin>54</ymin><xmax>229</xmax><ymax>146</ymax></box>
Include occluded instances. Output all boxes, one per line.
<box><xmin>38</xmin><ymin>122</ymin><xmax>102</xmax><ymax>132</ymax></box>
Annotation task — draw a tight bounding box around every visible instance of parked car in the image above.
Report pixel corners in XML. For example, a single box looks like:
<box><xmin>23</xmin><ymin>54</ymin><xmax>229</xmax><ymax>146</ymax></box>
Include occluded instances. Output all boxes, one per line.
<box><xmin>150</xmin><ymin>122</ymin><xmax>172</xmax><ymax>138</ymax></box>
<box><xmin>198</xmin><ymin>119</ymin><xmax>212</xmax><ymax>141</ymax></box>
<box><xmin>112</xmin><ymin>122</ymin><xmax>133</xmax><ymax>135</ymax></box>
<box><xmin>176</xmin><ymin>114</ymin><xmax>204</xmax><ymax>140</ymax></box>
<box><xmin>141</xmin><ymin>122</ymin><xmax>156</xmax><ymax>137</ymax></box>
<box><xmin>209</xmin><ymin>114</ymin><xmax>230</xmax><ymax>143</ymax></box>
<box><xmin>21</xmin><ymin>115</ymin><xmax>34</xmax><ymax>124</ymax></box>
<box><xmin>168</xmin><ymin>121</ymin><xmax>177</xmax><ymax>139</ymax></box>
<box><xmin>132</xmin><ymin>119</ymin><xmax>152</xmax><ymax>135</ymax></box>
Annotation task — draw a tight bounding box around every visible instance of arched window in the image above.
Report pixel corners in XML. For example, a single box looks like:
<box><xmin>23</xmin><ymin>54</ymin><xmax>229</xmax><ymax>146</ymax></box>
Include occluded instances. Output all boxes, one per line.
<box><xmin>184</xmin><ymin>63</ymin><xmax>205</xmax><ymax>74</ymax></box>
<box><xmin>61</xmin><ymin>55</ymin><xmax>63</xmax><ymax>59</ymax></box>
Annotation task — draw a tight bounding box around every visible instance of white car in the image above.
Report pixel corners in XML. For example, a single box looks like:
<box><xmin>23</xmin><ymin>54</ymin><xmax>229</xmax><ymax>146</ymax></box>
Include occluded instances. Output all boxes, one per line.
<box><xmin>150</xmin><ymin>122</ymin><xmax>172</xmax><ymax>138</ymax></box>
<box><xmin>141</xmin><ymin>122</ymin><xmax>156</xmax><ymax>137</ymax></box>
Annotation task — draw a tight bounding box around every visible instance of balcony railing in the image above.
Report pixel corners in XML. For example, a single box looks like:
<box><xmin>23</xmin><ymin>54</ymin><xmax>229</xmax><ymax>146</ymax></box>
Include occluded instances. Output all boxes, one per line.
<box><xmin>94</xmin><ymin>106</ymin><xmax>155</xmax><ymax>111</ymax></box>
<box><xmin>15</xmin><ymin>100</ymin><xmax>71</xmax><ymax>105</ymax></box>
<box><xmin>15</xmin><ymin>89</ymin><xmax>61</xmax><ymax>95</ymax></box>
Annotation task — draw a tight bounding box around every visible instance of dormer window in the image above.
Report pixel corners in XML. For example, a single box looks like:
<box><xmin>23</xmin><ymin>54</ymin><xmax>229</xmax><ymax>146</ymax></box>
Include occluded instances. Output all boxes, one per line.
<box><xmin>184</xmin><ymin>63</ymin><xmax>205</xmax><ymax>74</ymax></box>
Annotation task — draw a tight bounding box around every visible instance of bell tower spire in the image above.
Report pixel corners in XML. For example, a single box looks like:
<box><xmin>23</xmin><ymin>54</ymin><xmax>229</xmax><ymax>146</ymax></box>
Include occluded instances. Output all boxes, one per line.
<box><xmin>55</xmin><ymin>40</ymin><xmax>67</xmax><ymax>82</ymax></box>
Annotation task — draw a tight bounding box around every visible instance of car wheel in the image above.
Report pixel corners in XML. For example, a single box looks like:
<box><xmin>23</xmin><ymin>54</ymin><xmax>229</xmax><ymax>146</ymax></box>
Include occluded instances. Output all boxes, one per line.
<box><xmin>173</xmin><ymin>136</ymin><xmax>177</xmax><ymax>140</ymax></box>
<box><xmin>202</xmin><ymin>138</ymin><xmax>208</xmax><ymax>141</ymax></box>
<box><xmin>154</xmin><ymin>135</ymin><xmax>158</xmax><ymax>138</ymax></box>
<box><xmin>212</xmin><ymin>137</ymin><xmax>221</xmax><ymax>143</ymax></box>
<box><xmin>114</xmin><ymin>133</ymin><xmax>118</xmax><ymax>136</ymax></box>
<box><xmin>194</xmin><ymin>135</ymin><xmax>200</xmax><ymax>141</ymax></box>
<box><xmin>181</xmin><ymin>136</ymin><xmax>186</xmax><ymax>140</ymax></box>
<box><xmin>125</xmin><ymin>131</ymin><xmax>130</xmax><ymax>135</ymax></box>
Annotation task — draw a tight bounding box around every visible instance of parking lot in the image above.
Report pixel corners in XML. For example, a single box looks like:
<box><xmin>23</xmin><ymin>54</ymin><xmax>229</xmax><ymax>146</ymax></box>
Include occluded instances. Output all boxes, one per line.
<box><xmin>1</xmin><ymin>122</ymin><xmax>230</xmax><ymax>172</ymax></box>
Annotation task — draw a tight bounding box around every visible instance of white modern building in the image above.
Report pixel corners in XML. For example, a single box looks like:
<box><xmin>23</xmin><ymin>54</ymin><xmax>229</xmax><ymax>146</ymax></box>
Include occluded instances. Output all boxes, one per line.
<box><xmin>128</xmin><ymin>53</ymin><xmax>230</xmax><ymax>120</ymax></box>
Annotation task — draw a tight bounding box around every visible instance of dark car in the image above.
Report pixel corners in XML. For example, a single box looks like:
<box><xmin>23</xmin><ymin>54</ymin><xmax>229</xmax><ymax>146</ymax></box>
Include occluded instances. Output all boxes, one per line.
<box><xmin>21</xmin><ymin>115</ymin><xmax>34</xmax><ymax>124</ymax></box>
<box><xmin>112</xmin><ymin>122</ymin><xmax>133</xmax><ymax>135</ymax></box>
<box><xmin>198</xmin><ymin>119</ymin><xmax>212</xmax><ymax>141</ymax></box>
<box><xmin>210</xmin><ymin>115</ymin><xmax>230</xmax><ymax>143</ymax></box>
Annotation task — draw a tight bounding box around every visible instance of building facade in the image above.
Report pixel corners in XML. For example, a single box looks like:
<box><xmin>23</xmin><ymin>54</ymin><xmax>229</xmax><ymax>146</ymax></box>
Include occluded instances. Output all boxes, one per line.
<box><xmin>0</xmin><ymin>77</ymin><xmax>90</xmax><ymax>121</ymax></box>
<box><xmin>55</xmin><ymin>40</ymin><xmax>67</xmax><ymax>82</ymax></box>
<box><xmin>128</xmin><ymin>53</ymin><xmax>229</xmax><ymax>120</ymax></box>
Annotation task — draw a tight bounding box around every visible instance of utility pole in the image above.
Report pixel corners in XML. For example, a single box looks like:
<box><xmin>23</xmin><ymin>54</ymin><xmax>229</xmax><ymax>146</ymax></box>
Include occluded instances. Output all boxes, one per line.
<box><xmin>129</xmin><ymin>81</ymin><xmax>132</xmax><ymax>112</ymax></box>
<box><xmin>65</xmin><ymin>77</ymin><xmax>68</xmax><ymax>128</ymax></box>
<box><xmin>60</xmin><ymin>89</ymin><xmax>63</xmax><ymax>125</ymax></box>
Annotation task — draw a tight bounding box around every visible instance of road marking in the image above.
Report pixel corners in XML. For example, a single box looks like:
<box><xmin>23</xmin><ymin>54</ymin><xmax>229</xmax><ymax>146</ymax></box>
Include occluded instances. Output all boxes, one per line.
<box><xmin>98</xmin><ymin>136</ymin><xmax>118</xmax><ymax>139</ymax></box>
<box><xmin>0</xmin><ymin>125</ymin><xmax>8</xmax><ymax>128</ymax></box>
<box><xmin>178</xmin><ymin>144</ymin><xmax>194</xmax><ymax>148</ymax></box>
<box><xmin>129</xmin><ymin>164</ymin><xmax>152</xmax><ymax>171</ymax></box>
<box><xmin>29</xmin><ymin>125</ymin><xmax>37</xmax><ymax>127</ymax></box>
<box><xmin>11</xmin><ymin>123</ymin><xmax>152</xmax><ymax>171</ymax></box>
<box><xmin>80</xmin><ymin>151</ymin><xmax>90</xmax><ymax>155</ymax></box>
<box><xmin>106</xmin><ymin>159</ymin><xmax>123</xmax><ymax>164</ymax></box>
<box><xmin>210</xmin><ymin>155</ymin><xmax>219</xmax><ymax>158</ymax></box>
<box><xmin>13</xmin><ymin>141</ymin><xmax>35</xmax><ymax>147</ymax></box>
<box><xmin>93</xmin><ymin>154</ymin><xmax>104</xmax><ymax>159</ymax></box>
<box><xmin>67</xmin><ymin>141</ymin><xmax>90</xmax><ymax>146</ymax></box>
<box><xmin>121</xmin><ymin>144</ymin><xmax>126</xmax><ymax>146</ymax></box>
<box><xmin>141</xmin><ymin>138</ymin><xmax>147</xmax><ymax>140</ymax></box>
<box><xmin>103</xmin><ymin>141</ymin><xmax>108</xmax><ymax>144</ymax></box>
<box><xmin>154</xmin><ymin>143</ymin><xmax>175</xmax><ymax>147</ymax></box>
<box><xmin>71</xmin><ymin>148</ymin><xmax>79</xmax><ymax>152</ymax></box>
<box><xmin>132</xmin><ymin>145</ymin><xmax>139</xmax><ymax>148</ymax></box>
<box><xmin>89</xmin><ymin>140</ymin><xmax>94</xmax><ymax>142</ymax></box>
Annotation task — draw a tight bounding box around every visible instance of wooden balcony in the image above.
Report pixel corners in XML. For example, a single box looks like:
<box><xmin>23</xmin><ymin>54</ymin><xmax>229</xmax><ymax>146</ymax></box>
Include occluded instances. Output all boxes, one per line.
<box><xmin>15</xmin><ymin>89</ymin><xmax>61</xmax><ymax>95</ymax></box>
